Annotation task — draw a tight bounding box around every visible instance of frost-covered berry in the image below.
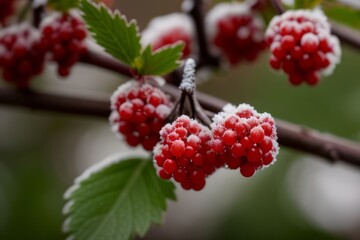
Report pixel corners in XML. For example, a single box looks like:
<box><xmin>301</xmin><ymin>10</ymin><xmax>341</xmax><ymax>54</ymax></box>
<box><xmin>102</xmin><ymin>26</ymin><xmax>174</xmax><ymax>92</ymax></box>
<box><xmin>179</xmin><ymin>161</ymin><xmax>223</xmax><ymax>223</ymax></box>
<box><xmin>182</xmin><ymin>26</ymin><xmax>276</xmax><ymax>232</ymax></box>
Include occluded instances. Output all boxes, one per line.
<box><xmin>206</xmin><ymin>2</ymin><xmax>266</xmax><ymax>65</ymax></box>
<box><xmin>40</xmin><ymin>13</ymin><xmax>87</xmax><ymax>77</ymax></box>
<box><xmin>110</xmin><ymin>81</ymin><xmax>173</xmax><ymax>151</ymax></box>
<box><xmin>154</xmin><ymin>115</ymin><xmax>217</xmax><ymax>191</ymax></box>
<box><xmin>211</xmin><ymin>104</ymin><xmax>279</xmax><ymax>177</ymax></box>
<box><xmin>0</xmin><ymin>23</ymin><xmax>46</xmax><ymax>87</ymax></box>
<box><xmin>142</xmin><ymin>13</ymin><xmax>195</xmax><ymax>59</ymax></box>
<box><xmin>265</xmin><ymin>10</ymin><xmax>341</xmax><ymax>86</ymax></box>
<box><xmin>0</xmin><ymin>0</ymin><xmax>17</xmax><ymax>25</ymax></box>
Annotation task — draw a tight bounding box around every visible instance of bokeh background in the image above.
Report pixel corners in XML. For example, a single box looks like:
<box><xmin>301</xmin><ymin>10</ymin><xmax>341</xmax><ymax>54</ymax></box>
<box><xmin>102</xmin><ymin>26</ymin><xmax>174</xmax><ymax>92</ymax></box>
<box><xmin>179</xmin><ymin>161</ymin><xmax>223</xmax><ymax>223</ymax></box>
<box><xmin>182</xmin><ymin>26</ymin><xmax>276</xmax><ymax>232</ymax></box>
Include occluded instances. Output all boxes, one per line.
<box><xmin>0</xmin><ymin>0</ymin><xmax>360</xmax><ymax>239</ymax></box>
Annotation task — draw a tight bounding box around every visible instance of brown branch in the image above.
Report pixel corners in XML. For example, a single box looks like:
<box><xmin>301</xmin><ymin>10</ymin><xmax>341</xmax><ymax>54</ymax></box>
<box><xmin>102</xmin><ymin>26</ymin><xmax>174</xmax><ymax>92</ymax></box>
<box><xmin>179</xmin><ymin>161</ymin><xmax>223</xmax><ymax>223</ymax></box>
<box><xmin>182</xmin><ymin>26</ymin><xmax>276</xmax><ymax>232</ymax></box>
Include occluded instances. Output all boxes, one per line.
<box><xmin>1</xmin><ymin>83</ymin><xmax>360</xmax><ymax>168</ymax></box>
<box><xmin>187</xmin><ymin>0</ymin><xmax>220</xmax><ymax>68</ymax></box>
<box><xmin>271</xmin><ymin>0</ymin><xmax>360</xmax><ymax>50</ymax></box>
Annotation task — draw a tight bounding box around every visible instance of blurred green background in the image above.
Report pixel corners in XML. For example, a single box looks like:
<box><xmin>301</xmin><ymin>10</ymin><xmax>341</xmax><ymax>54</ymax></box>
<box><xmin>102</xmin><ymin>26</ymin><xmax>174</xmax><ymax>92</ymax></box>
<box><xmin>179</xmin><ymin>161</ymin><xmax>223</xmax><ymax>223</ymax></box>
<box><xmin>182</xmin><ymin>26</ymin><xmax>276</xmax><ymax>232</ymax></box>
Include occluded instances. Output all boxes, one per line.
<box><xmin>0</xmin><ymin>0</ymin><xmax>360</xmax><ymax>239</ymax></box>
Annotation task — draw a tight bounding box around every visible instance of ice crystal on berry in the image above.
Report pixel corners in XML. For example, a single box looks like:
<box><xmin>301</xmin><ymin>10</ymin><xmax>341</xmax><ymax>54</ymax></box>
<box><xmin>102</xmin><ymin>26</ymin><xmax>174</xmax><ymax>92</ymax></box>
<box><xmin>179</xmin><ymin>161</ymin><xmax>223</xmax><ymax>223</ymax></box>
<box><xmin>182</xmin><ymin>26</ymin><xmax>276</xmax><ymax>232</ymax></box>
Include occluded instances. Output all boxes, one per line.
<box><xmin>211</xmin><ymin>104</ymin><xmax>279</xmax><ymax>177</ymax></box>
<box><xmin>142</xmin><ymin>13</ymin><xmax>195</xmax><ymax>59</ymax></box>
<box><xmin>265</xmin><ymin>10</ymin><xmax>341</xmax><ymax>85</ymax></box>
<box><xmin>110</xmin><ymin>81</ymin><xmax>173</xmax><ymax>151</ymax></box>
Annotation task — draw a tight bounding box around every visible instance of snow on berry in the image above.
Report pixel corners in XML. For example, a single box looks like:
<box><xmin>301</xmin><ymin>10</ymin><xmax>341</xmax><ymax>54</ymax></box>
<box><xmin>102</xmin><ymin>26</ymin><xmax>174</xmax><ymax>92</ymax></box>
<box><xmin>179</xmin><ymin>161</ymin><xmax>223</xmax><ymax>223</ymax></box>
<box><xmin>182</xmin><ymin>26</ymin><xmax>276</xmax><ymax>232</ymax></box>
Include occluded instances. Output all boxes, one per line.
<box><xmin>211</xmin><ymin>104</ymin><xmax>279</xmax><ymax>177</ymax></box>
<box><xmin>265</xmin><ymin>10</ymin><xmax>341</xmax><ymax>86</ymax></box>
<box><xmin>40</xmin><ymin>13</ymin><xmax>88</xmax><ymax>77</ymax></box>
<box><xmin>206</xmin><ymin>2</ymin><xmax>266</xmax><ymax>65</ymax></box>
<box><xmin>154</xmin><ymin>115</ymin><xmax>218</xmax><ymax>191</ymax></box>
<box><xmin>141</xmin><ymin>13</ymin><xmax>195</xmax><ymax>59</ymax></box>
<box><xmin>0</xmin><ymin>23</ymin><xmax>46</xmax><ymax>87</ymax></box>
<box><xmin>110</xmin><ymin>81</ymin><xmax>173</xmax><ymax>151</ymax></box>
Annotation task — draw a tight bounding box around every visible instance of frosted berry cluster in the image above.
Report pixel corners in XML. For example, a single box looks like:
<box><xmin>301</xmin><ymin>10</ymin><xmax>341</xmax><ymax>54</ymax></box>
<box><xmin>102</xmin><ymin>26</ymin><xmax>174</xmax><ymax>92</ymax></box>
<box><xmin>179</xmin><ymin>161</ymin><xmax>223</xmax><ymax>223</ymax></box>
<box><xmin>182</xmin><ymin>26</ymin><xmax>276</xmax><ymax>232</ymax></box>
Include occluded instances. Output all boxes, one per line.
<box><xmin>206</xmin><ymin>2</ymin><xmax>266</xmax><ymax>65</ymax></box>
<box><xmin>110</xmin><ymin>81</ymin><xmax>173</xmax><ymax>151</ymax></box>
<box><xmin>154</xmin><ymin>115</ymin><xmax>217</xmax><ymax>191</ymax></box>
<box><xmin>0</xmin><ymin>24</ymin><xmax>45</xmax><ymax>87</ymax></box>
<box><xmin>0</xmin><ymin>0</ymin><xmax>16</xmax><ymax>25</ymax></box>
<box><xmin>142</xmin><ymin>13</ymin><xmax>195</xmax><ymax>59</ymax></box>
<box><xmin>265</xmin><ymin>10</ymin><xmax>341</xmax><ymax>85</ymax></box>
<box><xmin>211</xmin><ymin>104</ymin><xmax>279</xmax><ymax>177</ymax></box>
<box><xmin>40</xmin><ymin>13</ymin><xmax>87</xmax><ymax>77</ymax></box>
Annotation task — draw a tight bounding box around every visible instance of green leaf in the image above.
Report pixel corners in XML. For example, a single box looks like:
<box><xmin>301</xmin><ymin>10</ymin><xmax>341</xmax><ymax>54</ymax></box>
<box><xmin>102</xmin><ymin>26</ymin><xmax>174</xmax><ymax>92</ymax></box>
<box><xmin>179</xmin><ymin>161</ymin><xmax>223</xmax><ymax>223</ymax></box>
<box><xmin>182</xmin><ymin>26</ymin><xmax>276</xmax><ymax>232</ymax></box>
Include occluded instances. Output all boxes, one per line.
<box><xmin>63</xmin><ymin>155</ymin><xmax>176</xmax><ymax>240</ymax></box>
<box><xmin>48</xmin><ymin>0</ymin><xmax>80</xmax><ymax>12</ymax></box>
<box><xmin>80</xmin><ymin>0</ymin><xmax>142</xmax><ymax>67</ymax></box>
<box><xmin>137</xmin><ymin>44</ymin><xmax>184</xmax><ymax>76</ymax></box>
<box><xmin>294</xmin><ymin>0</ymin><xmax>322</xmax><ymax>9</ymax></box>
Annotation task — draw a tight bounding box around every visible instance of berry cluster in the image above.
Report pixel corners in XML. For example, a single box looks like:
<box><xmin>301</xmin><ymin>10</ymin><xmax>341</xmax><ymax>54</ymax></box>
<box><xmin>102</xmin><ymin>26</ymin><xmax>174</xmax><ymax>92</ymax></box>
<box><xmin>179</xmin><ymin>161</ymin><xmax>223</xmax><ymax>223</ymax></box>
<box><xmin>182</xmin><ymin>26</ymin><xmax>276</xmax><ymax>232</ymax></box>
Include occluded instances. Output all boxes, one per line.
<box><xmin>142</xmin><ymin>13</ymin><xmax>194</xmax><ymax>59</ymax></box>
<box><xmin>0</xmin><ymin>24</ymin><xmax>46</xmax><ymax>87</ymax></box>
<box><xmin>110</xmin><ymin>81</ymin><xmax>173</xmax><ymax>151</ymax></box>
<box><xmin>154</xmin><ymin>104</ymin><xmax>279</xmax><ymax>191</ymax></box>
<box><xmin>211</xmin><ymin>104</ymin><xmax>278</xmax><ymax>177</ymax></box>
<box><xmin>206</xmin><ymin>2</ymin><xmax>266</xmax><ymax>65</ymax></box>
<box><xmin>40</xmin><ymin>13</ymin><xmax>87</xmax><ymax>77</ymax></box>
<box><xmin>154</xmin><ymin>116</ymin><xmax>217</xmax><ymax>191</ymax></box>
<box><xmin>265</xmin><ymin>10</ymin><xmax>341</xmax><ymax>85</ymax></box>
<box><xmin>0</xmin><ymin>0</ymin><xmax>16</xmax><ymax>25</ymax></box>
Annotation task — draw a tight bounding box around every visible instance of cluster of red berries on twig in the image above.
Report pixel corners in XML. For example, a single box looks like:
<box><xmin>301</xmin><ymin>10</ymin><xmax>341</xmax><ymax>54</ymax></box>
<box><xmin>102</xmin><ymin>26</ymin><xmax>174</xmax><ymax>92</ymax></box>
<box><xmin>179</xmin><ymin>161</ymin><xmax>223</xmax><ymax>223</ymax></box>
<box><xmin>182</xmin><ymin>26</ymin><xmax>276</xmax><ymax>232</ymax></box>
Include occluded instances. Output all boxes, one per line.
<box><xmin>211</xmin><ymin>104</ymin><xmax>278</xmax><ymax>177</ymax></box>
<box><xmin>265</xmin><ymin>10</ymin><xmax>341</xmax><ymax>85</ymax></box>
<box><xmin>110</xmin><ymin>81</ymin><xmax>173</xmax><ymax>151</ymax></box>
<box><xmin>206</xmin><ymin>2</ymin><xmax>266</xmax><ymax>65</ymax></box>
<box><xmin>40</xmin><ymin>13</ymin><xmax>88</xmax><ymax>77</ymax></box>
<box><xmin>0</xmin><ymin>12</ymin><xmax>88</xmax><ymax>87</ymax></box>
<box><xmin>142</xmin><ymin>13</ymin><xmax>195</xmax><ymax>59</ymax></box>
<box><xmin>154</xmin><ymin>115</ymin><xmax>217</xmax><ymax>191</ymax></box>
<box><xmin>154</xmin><ymin>103</ymin><xmax>279</xmax><ymax>191</ymax></box>
<box><xmin>0</xmin><ymin>24</ymin><xmax>46</xmax><ymax>87</ymax></box>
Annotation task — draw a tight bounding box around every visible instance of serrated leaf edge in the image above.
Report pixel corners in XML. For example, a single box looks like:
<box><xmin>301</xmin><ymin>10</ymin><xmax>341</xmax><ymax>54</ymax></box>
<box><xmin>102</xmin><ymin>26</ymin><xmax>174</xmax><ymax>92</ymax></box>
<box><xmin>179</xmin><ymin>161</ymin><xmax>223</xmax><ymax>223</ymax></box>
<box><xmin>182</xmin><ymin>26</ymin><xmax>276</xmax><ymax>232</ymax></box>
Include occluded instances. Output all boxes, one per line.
<box><xmin>80</xmin><ymin>0</ymin><xmax>141</xmax><ymax>66</ymax></box>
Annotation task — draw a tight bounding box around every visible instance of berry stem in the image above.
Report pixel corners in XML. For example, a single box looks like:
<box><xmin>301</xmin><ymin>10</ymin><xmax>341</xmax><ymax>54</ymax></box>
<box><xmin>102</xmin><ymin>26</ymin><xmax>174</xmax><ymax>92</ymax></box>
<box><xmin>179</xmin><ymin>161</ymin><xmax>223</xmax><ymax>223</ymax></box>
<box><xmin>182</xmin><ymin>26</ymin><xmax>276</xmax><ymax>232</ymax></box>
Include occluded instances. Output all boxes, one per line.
<box><xmin>178</xmin><ymin>59</ymin><xmax>212</xmax><ymax>125</ymax></box>
<box><xmin>33</xmin><ymin>2</ymin><xmax>45</xmax><ymax>28</ymax></box>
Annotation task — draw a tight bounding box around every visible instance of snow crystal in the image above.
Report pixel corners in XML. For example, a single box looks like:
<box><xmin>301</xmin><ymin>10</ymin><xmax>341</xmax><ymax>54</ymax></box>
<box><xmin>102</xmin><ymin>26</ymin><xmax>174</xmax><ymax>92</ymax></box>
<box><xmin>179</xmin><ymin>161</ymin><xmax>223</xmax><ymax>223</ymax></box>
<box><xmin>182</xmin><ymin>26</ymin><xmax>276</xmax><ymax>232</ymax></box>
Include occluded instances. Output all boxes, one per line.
<box><xmin>180</xmin><ymin>58</ymin><xmax>196</xmax><ymax>93</ymax></box>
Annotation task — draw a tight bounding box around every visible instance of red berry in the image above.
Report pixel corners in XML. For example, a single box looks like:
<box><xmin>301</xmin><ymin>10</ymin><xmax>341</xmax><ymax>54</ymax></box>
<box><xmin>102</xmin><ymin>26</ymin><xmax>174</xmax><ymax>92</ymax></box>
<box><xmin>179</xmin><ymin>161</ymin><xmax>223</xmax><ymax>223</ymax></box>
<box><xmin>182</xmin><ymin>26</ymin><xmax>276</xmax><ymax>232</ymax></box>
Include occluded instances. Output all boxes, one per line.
<box><xmin>170</xmin><ymin>140</ymin><xmax>186</xmax><ymax>157</ymax></box>
<box><xmin>163</xmin><ymin>159</ymin><xmax>178</xmax><ymax>174</ymax></box>
<box><xmin>222</xmin><ymin>130</ymin><xmax>237</xmax><ymax>146</ymax></box>
<box><xmin>159</xmin><ymin>169</ymin><xmax>172</xmax><ymax>180</ymax></box>
<box><xmin>240</xmin><ymin>163</ymin><xmax>256</xmax><ymax>177</ymax></box>
<box><xmin>249</xmin><ymin>126</ymin><xmax>265</xmax><ymax>143</ymax></box>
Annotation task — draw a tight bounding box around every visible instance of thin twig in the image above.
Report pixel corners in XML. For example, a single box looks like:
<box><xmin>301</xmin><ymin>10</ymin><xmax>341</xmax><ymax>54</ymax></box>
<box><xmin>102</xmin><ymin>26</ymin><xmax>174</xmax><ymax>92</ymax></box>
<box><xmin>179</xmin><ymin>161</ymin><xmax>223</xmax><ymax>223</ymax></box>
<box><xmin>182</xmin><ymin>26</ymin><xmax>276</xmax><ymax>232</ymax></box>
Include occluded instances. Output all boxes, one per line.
<box><xmin>187</xmin><ymin>0</ymin><xmax>220</xmax><ymax>68</ymax></box>
<box><xmin>1</xmin><ymin>85</ymin><xmax>360</xmax><ymax>167</ymax></box>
